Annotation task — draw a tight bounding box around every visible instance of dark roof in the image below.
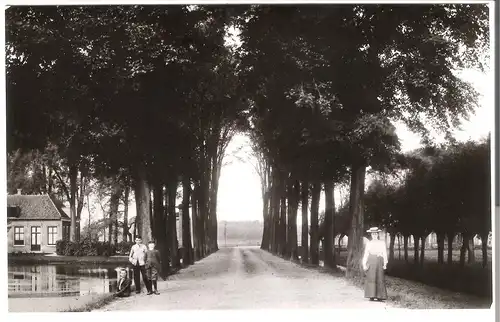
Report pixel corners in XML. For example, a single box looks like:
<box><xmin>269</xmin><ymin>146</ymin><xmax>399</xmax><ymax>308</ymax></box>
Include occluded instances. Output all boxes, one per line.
<box><xmin>7</xmin><ymin>195</ymin><xmax>70</xmax><ymax>220</ymax></box>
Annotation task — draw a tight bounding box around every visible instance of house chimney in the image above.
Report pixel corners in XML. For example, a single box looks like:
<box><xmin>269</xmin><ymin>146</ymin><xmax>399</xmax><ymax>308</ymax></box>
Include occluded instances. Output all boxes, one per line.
<box><xmin>17</xmin><ymin>189</ymin><xmax>22</xmax><ymax>195</ymax></box>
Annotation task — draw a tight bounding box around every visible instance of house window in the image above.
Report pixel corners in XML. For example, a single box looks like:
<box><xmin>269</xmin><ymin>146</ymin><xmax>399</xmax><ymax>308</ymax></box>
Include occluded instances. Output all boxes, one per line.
<box><xmin>14</xmin><ymin>227</ymin><xmax>24</xmax><ymax>246</ymax></box>
<box><xmin>48</xmin><ymin>226</ymin><xmax>58</xmax><ymax>245</ymax></box>
<box><xmin>31</xmin><ymin>226</ymin><xmax>41</xmax><ymax>251</ymax></box>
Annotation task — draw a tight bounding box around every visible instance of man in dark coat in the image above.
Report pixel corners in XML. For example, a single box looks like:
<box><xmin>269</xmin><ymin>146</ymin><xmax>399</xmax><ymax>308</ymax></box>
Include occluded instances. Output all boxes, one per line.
<box><xmin>115</xmin><ymin>268</ymin><xmax>132</xmax><ymax>297</ymax></box>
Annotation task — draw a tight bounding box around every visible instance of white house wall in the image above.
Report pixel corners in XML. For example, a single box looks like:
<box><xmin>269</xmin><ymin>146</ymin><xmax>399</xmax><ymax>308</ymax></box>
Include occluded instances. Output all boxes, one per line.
<box><xmin>8</xmin><ymin>220</ymin><xmax>63</xmax><ymax>254</ymax></box>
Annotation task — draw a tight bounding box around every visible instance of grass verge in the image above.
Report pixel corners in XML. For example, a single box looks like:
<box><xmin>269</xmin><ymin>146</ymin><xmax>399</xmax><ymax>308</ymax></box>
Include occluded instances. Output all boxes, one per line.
<box><xmin>273</xmin><ymin>251</ymin><xmax>491</xmax><ymax>309</ymax></box>
<box><xmin>335</xmin><ymin>251</ymin><xmax>492</xmax><ymax>298</ymax></box>
<box><xmin>61</xmin><ymin>294</ymin><xmax>117</xmax><ymax>312</ymax></box>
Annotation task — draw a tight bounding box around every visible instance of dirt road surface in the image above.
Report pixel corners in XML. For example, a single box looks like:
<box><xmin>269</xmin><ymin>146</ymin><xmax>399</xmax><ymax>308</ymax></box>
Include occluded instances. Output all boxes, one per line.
<box><xmin>95</xmin><ymin>247</ymin><xmax>391</xmax><ymax>311</ymax></box>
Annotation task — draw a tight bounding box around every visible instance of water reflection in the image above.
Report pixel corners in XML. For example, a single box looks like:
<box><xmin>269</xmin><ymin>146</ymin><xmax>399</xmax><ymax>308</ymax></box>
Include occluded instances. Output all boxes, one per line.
<box><xmin>8</xmin><ymin>264</ymin><xmax>124</xmax><ymax>298</ymax></box>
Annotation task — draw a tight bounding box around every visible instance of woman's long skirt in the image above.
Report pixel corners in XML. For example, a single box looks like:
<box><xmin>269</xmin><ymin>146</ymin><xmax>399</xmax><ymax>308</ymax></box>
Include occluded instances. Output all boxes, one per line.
<box><xmin>364</xmin><ymin>254</ymin><xmax>387</xmax><ymax>300</ymax></box>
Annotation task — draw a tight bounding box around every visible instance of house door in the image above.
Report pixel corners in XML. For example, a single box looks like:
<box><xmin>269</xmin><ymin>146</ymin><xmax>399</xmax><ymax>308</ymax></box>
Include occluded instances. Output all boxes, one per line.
<box><xmin>31</xmin><ymin>226</ymin><xmax>41</xmax><ymax>252</ymax></box>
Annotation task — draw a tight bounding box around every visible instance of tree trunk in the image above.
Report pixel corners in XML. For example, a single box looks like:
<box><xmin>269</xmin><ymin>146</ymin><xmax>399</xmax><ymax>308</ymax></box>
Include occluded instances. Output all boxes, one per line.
<box><xmin>480</xmin><ymin>232</ymin><xmax>489</xmax><ymax>268</ymax></box>
<box><xmin>192</xmin><ymin>183</ymin><xmax>199</xmax><ymax>261</ymax></box>
<box><xmin>134</xmin><ymin>163</ymin><xmax>152</xmax><ymax>242</ymax></box>
<box><xmin>413</xmin><ymin>235</ymin><xmax>420</xmax><ymax>265</ymax></box>
<box><xmin>338</xmin><ymin>234</ymin><xmax>344</xmax><ymax>256</ymax></box>
<box><xmin>153</xmin><ymin>181</ymin><xmax>169</xmax><ymax>275</ymax></box>
<box><xmin>447</xmin><ymin>232</ymin><xmax>454</xmax><ymax>265</ymax></box>
<box><xmin>41</xmin><ymin>164</ymin><xmax>47</xmax><ymax>194</ymax></box>
<box><xmin>420</xmin><ymin>235</ymin><xmax>426</xmax><ymax>266</ymax></box>
<box><xmin>209</xmin><ymin>153</ymin><xmax>219</xmax><ymax>253</ymax></box>
<box><xmin>69</xmin><ymin>164</ymin><xmax>77</xmax><ymax>242</ymax></box>
<box><xmin>261</xmin><ymin>190</ymin><xmax>270</xmax><ymax>250</ymax></box>
<box><xmin>280</xmin><ymin>192</ymin><xmax>287</xmax><ymax>257</ymax></box>
<box><xmin>108</xmin><ymin>218</ymin><xmax>113</xmax><ymax>244</ymax></box>
<box><xmin>389</xmin><ymin>233</ymin><xmax>395</xmax><ymax>262</ymax></box>
<box><xmin>76</xmin><ymin>170</ymin><xmax>87</xmax><ymax>225</ymax></box>
<box><xmin>168</xmin><ymin>179</ymin><xmax>179</xmax><ymax>269</ymax></box>
<box><xmin>323</xmin><ymin>181</ymin><xmax>335</xmax><ymax>269</ymax></box>
<box><xmin>133</xmin><ymin>219</ymin><xmax>137</xmax><ymax>240</ymax></box>
<box><xmin>149</xmin><ymin>186</ymin><xmax>154</xmax><ymax>240</ymax></box>
<box><xmin>467</xmin><ymin>235</ymin><xmax>475</xmax><ymax>264</ymax></box>
<box><xmin>460</xmin><ymin>233</ymin><xmax>468</xmax><ymax>267</ymax></box>
<box><xmin>397</xmin><ymin>234</ymin><xmax>401</xmax><ymax>260</ymax></box>
<box><xmin>346</xmin><ymin>164</ymin><xmax>366</xmax><ymax>277</ymax></box>
<box><xmin>310</xmin><ymin>181</ymin><xmax>321</xmax><ymax>265</ymax></box>
<box><xmin>182</xmin><ymin>175</ymin><xmax>193</xmax><ymax>266</ymax></box>
<box><xmin>152</xmin><ymin>182</ymin><xmax>164</xmax><ymax>241</ymax></box>
<box><xmin>403</xmin><ymin>235</ymin><xmax>409</xmax><ymax>262</ymax></box>
<box><xmin>270</xmin><ymin>169</ymin><xmax>280</xmax><ymax>254</ymax></box>
<box><xmin>48</xmin><ymin>166</ymin><xmax>53</xmax><ymax>195</ymax></box>
<box><xmin>437</xmin><ymin>232</ymin><xmax>445</xmax><ymax>264</ymax></box>
<box><xmin>123</xmin><ymin>184</ymin><xmax>130</xmax><ymax>242</ymax></box>
<box><xmin>198</xmin><ymin>173</ymin><xmax>208</xmax><ymax>258</ymax></box>
<box><xmin>301</xmin><ymin>179</ymin><xmax>309</xmax><ymax>263</ymax></box>
<box><xmin>289</xmin><ymin>180</ymin><xmax>300</xmax><ymax>261</ymax></box>
<box><xmin>286</xmin><ymin>178</ymin><xmax>293</xmax><ymax>259</ymax></box>
<box><xmin>109</xmin><ymin>182</ymin><xmax>122</xmax><ymax>245</ymax></box>
<box><xmin>194</xmin><ymin>181</ymin><xmax>202</xmax><ymax>258</ymax></box>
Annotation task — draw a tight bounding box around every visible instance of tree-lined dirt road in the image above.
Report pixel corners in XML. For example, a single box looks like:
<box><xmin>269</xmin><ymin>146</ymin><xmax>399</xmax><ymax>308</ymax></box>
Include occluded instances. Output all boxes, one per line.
<box><xmin>96</xmin><ymin>247</ymin><xmax>391</xmax><ymax>311</ymax></box>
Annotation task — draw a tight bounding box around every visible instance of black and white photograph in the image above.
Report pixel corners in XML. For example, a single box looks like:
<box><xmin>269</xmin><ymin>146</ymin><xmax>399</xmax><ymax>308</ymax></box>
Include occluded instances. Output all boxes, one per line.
<box><xmin>3</xmin><ymin>0</ymin><xmax>496</xmax><ymax>315</ymax></box>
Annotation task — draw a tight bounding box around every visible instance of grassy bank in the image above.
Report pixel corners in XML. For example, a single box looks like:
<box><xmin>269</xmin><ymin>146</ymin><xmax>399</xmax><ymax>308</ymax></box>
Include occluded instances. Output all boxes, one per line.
<box><xmin>280</xmin><ymin>253</ymin><xmax>491</xmax><ymax>309</ymax></box>
<box><xmin>62</xmin><ymin>293</ymin><xmax>117</xmax><ymax>312</ymax></box>
<box><xmin>8</xmin><ymin>253</ymin><xmax>129</xmax><ymax>266</ymax></box>
<box><xmin>335</xmin><ymin>249</ymin><xmax>492</xmax><ymax>298</ymax></box>
<box><xmin>9</xmin><ymin>293</ymin><xmax>118</xmax><ymax>313</ymax></box>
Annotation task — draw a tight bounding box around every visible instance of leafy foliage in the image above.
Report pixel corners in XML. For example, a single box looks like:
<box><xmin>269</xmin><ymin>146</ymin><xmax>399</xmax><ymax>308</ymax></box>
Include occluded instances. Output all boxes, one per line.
<box><xmin>55</xmin><ymin>239</ymin><xmax>133</xmax><ymax>256</ymax></box>
<box><xmin>365</xmin><ymin>136</ymin><xmax>491</xmax><ymax>240</ymax></box>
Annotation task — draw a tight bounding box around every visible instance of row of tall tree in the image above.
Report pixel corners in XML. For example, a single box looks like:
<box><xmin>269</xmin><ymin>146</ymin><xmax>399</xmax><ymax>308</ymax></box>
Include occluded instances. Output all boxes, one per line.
<box><xmin>6</xmin><ymin>6</ymin><xmax>245</xmax><ymax>271</ymax></box>
<box><xmin>236</xmin><ymin>4</ymin><xmax>489</xmax><ymax>276</ymax></box>
<box><xmin>362</xmin><ymin>138</ymin><xmax>491</xmax><ymax>268</ymax></box>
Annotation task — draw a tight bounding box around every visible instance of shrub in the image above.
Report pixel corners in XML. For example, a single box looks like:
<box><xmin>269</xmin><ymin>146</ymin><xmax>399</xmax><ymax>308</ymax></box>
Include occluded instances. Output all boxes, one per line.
<box><xmin>98</xmin><ymin>242</ymin><xmax>116</xmax><ymax>257</ymax></box>
<box><xmin>54</xmin><ymin>239</ymin><xmax>125</xmax><ymax>257</ymax></box>
<box><xmin>78</xmin><ymin>238</ymin><xmax>97</xmax><ymax>256</ymax></box>
<box><xmin>56</xmin><ymin>240</ymin><xmax>66</xmax><ymax>255</ymax></box>
<box><xmin>64</xmin><ymin>241</ymin><xmax>79</xmax><ymax>256</ymax></box>
<box><xmin>115</xmin><ymin>241</ymin><xmax>134</xmax><ymax>255</ymax></box>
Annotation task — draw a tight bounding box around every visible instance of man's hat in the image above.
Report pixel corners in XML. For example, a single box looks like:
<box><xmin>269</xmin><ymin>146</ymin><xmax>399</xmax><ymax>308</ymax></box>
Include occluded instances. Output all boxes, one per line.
<box><xmin>366</xmin><ymin>227</ymin><xmax>382</xmax><ymax>233</ymax></box>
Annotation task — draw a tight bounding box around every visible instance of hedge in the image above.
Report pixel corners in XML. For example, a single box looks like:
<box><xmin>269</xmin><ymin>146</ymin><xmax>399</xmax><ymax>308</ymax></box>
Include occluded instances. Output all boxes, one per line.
<box><xmin>56</xmin><ymin>239</ymin><xmax>134</xmax><ymax>257</ymax></box>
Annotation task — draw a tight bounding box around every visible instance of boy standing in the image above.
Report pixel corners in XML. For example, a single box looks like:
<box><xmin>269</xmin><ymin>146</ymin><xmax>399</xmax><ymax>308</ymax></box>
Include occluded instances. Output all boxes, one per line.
<box><xmin>129</xmin><ymin>236</ymin><xmax>152</xmax><ymax>294</ymax></box>
<box><xmin>145</xmin><ymin>240</ymin><xmax>162</xmax><ymax>295</ymax></box>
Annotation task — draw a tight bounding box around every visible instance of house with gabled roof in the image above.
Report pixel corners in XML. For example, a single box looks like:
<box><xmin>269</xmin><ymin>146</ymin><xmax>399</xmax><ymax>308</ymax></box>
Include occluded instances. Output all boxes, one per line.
<box><xmin>7</xmin><ymin>189</ymin><xmax>72</xmax><ymax>253</ymax></box>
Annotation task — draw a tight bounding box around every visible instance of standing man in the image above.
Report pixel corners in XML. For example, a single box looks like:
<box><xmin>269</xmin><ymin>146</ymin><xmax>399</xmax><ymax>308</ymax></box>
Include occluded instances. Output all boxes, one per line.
<box><xmin>129</xmin><ymin>236</ymin><xmax>152</xmax><ymax>294</ymax></box>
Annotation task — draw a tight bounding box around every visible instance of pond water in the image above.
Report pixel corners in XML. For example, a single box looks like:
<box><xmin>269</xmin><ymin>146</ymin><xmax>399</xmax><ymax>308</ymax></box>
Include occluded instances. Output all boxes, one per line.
<box><xmin>8</xmin><ymin>264</ymin><xmax>130</xmax><ymax>298</ymax></box>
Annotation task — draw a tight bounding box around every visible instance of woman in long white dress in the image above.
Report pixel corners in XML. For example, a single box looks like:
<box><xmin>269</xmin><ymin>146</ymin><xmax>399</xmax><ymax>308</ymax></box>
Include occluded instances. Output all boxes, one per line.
<box><xmin>362</xmin><ymin>227</ymin><xmax>388</xmax><ymax>301</ymax></box>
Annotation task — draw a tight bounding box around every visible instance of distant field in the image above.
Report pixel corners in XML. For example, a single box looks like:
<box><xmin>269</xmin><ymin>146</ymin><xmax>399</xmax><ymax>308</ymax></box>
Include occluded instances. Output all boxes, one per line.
<box><xmin>218</xmin><ymin>239</ymin><xmax>261</xmax><ymax>247</ymax></box>
<box><xmin>217</xmin><ymin>221</ymin><xmax>263</xmax><ymax>247</ymax></box>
